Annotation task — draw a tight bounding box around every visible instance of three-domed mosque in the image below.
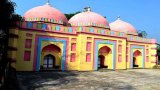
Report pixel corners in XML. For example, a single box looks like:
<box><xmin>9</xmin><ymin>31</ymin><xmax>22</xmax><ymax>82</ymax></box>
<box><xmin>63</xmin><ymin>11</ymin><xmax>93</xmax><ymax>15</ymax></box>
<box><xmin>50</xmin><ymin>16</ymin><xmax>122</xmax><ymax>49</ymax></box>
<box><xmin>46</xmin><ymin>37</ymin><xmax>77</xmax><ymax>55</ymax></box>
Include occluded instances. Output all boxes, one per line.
<box><xmin>9</xmin><ymin>2</ymin><xmax>157</xmax><ymax>71</ymax></box>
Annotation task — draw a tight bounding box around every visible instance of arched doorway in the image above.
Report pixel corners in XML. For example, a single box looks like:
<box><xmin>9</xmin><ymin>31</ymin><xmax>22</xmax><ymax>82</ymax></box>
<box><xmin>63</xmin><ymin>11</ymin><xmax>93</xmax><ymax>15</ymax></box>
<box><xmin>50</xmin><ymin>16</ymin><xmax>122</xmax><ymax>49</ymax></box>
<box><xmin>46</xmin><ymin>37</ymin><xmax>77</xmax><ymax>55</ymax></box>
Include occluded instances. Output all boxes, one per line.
<box><xmin>98</xmin><ymin>46</ymin><xmax>112</xmax><ymax>69</ymax></box>
<box><xmin>42</xmin><ymin>54</ymin><xmax>55</xmax><ymax>70</ymax></box>
<box><xmin>133</xmin><ymin>50</ymin><xmax>142</xmax><ymax>68</ymax></box>
<box><xmin>41</xmin><ymin>44</ymin><xmax>61</xmax><ymax>70</ymax></box>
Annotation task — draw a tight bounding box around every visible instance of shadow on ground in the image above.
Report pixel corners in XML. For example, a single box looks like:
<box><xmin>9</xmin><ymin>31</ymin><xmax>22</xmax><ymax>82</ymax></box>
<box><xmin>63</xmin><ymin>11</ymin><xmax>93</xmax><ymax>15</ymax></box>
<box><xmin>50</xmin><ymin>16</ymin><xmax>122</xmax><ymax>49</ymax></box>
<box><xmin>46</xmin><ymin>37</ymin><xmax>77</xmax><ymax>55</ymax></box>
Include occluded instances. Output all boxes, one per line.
<box><xmin>17</xmin><ymin>71</ymin><xmax>79</xmax><ymax>90</ymax></box>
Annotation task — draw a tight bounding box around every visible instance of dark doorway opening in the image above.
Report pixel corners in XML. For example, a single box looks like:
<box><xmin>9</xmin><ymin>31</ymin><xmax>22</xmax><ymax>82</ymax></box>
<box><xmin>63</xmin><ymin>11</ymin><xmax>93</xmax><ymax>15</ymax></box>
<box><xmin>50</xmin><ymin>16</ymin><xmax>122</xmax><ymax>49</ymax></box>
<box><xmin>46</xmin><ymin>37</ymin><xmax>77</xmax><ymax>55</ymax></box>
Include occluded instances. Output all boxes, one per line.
<box><xmin>133</xmin><ymin>57</ymin><xmax>138</xmax><ymax>67</ymax></box>
<box><xmin>41</xmin><ymin>54</ymin><xmax>58</xmax><ymax>70</ymax></box>
<box><xmin>98</xmin><ymin>55</ymin><xmax>108</xmax><ymax>69</ymax></box>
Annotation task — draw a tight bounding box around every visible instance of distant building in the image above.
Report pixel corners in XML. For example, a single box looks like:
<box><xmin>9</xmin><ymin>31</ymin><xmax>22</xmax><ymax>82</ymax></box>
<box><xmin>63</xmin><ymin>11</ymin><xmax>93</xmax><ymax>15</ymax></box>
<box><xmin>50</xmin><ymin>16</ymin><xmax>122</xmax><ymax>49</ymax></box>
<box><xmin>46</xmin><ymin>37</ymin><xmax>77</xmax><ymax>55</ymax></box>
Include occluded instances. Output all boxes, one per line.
<box><xmin>9</xmin><ymin>3</ymin><xmax>157</xmax><ymax>71</ymax></box>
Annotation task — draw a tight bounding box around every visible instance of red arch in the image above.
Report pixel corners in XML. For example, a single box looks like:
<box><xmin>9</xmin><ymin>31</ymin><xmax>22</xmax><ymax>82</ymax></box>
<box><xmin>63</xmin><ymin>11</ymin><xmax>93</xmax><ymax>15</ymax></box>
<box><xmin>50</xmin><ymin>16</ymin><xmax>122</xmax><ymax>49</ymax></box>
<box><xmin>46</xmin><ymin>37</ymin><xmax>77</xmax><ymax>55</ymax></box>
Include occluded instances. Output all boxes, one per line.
<box><xmin>42</xmin><ymin>44</ymin><xmax>61</xmax><ymax>52</ymax></box>
<box><xmin>133</xmin><ymin>50</ymin><xmax>142</xmax><ymax>57</ymax></box>
<box><xmin>99</xmin><ymin>46</ymin><xmax>111</xmax><ymax>54</ymax></box>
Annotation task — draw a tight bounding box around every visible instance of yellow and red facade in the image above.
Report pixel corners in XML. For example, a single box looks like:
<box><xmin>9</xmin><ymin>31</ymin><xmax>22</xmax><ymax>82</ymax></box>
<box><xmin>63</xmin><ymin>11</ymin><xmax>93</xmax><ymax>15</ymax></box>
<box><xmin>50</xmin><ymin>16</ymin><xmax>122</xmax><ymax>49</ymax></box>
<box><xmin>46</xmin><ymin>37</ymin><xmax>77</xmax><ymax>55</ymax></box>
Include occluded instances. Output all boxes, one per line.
<box><xmin>8</xmin><ymin>4</ymin><xmax>157</xmax><ymax>71</ymax></box>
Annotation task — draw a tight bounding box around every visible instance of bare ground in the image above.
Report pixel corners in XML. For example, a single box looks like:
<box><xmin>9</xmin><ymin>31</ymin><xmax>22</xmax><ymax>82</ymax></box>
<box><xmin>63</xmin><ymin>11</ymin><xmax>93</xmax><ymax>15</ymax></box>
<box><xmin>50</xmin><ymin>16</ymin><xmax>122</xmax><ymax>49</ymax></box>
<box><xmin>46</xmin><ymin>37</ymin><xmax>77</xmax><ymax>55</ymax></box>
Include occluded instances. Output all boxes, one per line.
<box><xmin>17</xmin><ymin>69</ymin><xmax>160</xmax><ymax>90</ymax></box>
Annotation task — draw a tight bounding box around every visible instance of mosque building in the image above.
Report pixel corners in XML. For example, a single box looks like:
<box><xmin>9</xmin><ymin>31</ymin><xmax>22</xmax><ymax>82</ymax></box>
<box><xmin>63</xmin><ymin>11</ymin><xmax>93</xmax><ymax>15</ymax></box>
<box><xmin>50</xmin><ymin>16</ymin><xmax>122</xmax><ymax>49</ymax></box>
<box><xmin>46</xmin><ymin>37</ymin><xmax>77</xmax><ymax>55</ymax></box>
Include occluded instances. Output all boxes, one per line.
<box><xmin>8</xmin><ymin>2</ymin><xmax>157</xmax><ymax>71</ymax></box>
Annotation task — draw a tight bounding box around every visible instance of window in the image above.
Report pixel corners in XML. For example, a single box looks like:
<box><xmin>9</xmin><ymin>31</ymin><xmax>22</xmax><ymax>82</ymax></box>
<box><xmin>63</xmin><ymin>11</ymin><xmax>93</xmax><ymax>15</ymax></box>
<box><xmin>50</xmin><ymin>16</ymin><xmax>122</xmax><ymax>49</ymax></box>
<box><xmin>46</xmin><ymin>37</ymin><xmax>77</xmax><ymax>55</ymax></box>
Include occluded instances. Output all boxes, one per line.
<box><xmin>146</xmin><ymin>49</ymin><xmax>149</xmax><ymax>55</ymax></box>
<box><xmin>118</xmin><ymin>55</ymin><xmax>122</xmax><ymax>62</ymax></box>
<box><xmin>86</xmin><ymin>53</ymin><xmax>91</xmax><ymax>62</ymax></box>
<box><xmin>86</xmin><ymin>42</ymin><xmax>91</xmax><ymax>51</ymax></box>
<box><xmin>71</xmin><ymin>43</ymin><xmax>76</xmax><ymax>51</ymax></box>
<box><xmin>24</xmin><ymin>51</ymin><xmax>31</xmax><ymax>61</ymax></box>
<box><xmin>118</xmin><ymin>45</ymin><xmax>122</xmax><ymax>53</ymax></box>
<box><xmin>25</xmin><ymin>39</ymin><xmax>32</xmax><ymax>48</ymax></box>
<box><xmin>146</xmin><ymin>56</ymin><xmax>149</xmax><ymax>62</ymax></box>
<box><xmin>70</xmin><ymin>53</ymin><xmax>76</xmax><ymax>62</ymax></box>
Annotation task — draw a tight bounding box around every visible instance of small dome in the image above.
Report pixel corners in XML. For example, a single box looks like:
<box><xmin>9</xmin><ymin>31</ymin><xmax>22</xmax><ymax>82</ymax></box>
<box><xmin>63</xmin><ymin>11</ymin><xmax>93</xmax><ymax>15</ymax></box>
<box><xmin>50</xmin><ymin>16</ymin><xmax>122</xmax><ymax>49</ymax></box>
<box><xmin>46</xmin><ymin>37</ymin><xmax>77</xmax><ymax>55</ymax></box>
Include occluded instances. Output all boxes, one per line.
<box><xmin>69</xmin><ymin>7</ymin><xmax>109</xmax><ymax>28</ymax></box>
<box><xmin>109</xmin><ymin>17</ymin><xmax>137</xmax><ymax>34</ymax></box>
<box><xmin>24</xmin><ymin>4</ymin><xmax>68</xmax><ymax>24</ymax></box>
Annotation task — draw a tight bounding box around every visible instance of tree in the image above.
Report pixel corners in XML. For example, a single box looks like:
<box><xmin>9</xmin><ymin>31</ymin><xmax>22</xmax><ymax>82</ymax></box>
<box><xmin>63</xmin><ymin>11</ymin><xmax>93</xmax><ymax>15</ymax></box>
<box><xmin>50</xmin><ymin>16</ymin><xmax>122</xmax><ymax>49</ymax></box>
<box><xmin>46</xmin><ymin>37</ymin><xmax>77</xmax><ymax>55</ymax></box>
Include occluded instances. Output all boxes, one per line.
<box><xmin>138</xmin><ymin>30</ymin><xmax>147</xmax><ymax>38</ymax></box>
<box><xmin>65</xmin><ymin>11</ymin><xmax>81</xmax><ymax>20</ymax></box>
<box><xmin>0</xmin><ymin>0</ymin><xmax>21</xmax><ymax>90</ymax></box>
<box><xmin>157</xmin><ymin>44</ymin><xmax>160</xmax><ymax>64</ymax></box>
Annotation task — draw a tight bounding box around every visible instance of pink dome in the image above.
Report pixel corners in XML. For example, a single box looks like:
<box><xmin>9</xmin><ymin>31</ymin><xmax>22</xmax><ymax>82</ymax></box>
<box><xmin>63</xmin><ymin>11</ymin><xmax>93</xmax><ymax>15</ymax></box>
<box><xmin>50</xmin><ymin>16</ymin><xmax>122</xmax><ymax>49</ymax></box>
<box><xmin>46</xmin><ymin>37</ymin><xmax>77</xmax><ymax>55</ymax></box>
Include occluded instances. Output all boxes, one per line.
<box><xmin>24</xmin><ymin>4</ymin><xmax>68</xmax><ymax>24</ymax></box>
<box><xmin>69</xmin><ymin>7</ymin><xmax>109</xmax><ymax>28</ymax></box>
<box><xmin>109</xmin><ymin>18</ymin><xmax>137</xmax><ymax>34</ymax></box>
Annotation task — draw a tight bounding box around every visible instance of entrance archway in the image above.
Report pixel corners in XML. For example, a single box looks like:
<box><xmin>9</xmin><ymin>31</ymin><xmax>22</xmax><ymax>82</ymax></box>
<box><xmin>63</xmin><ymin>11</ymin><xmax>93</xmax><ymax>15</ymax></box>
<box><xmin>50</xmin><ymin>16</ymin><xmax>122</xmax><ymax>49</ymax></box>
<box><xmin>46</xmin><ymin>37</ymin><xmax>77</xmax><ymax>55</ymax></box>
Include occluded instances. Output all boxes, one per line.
<box><xmin>133</xmin><ymin>50</ymin><xmax>142</xmax><ymax>68</ymax></box>
<box><xmin>98</xmin><ymin>46</ymin><xmax>112</xmax><ymax>69</ymax></box>
<box><xmin>41</xmin><ymin>44</ymin><xmax>61</xmax><ymax>70</ymax></box>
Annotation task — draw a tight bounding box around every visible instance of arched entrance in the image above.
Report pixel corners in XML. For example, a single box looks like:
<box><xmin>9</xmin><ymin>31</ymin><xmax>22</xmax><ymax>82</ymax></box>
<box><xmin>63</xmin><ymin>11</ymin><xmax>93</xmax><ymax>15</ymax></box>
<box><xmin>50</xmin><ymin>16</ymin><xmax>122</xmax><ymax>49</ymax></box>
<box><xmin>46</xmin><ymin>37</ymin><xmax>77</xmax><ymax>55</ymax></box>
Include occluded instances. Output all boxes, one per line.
<box><xmin>133</xmin><ymin>50</ymin><xmax>142</xmax><ymax>68</ymax></box>
<box><xmin>98</xmin><ymin>46</ymin><xmax>112</xmax><ymax>69</ymax></box>
<box><xmin>40</xmin><ymin>44</ymin><xmax>61</xmax><ymax>70</ymax></box>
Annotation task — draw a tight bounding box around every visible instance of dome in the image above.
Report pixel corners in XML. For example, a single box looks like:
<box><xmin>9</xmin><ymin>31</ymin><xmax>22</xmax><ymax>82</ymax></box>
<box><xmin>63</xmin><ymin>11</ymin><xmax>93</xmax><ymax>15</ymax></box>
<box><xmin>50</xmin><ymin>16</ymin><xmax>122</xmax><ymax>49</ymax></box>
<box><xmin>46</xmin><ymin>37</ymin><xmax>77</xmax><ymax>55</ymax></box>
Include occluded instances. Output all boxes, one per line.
<box><xmin>109</xmin><ymin>17</ymin><xmax>137</xmax><ymax>34</ymax></box>
<box><xmin>69</xmin><ymin>7</ymin><xmax>109</xmax><ymax>28</ymax></box>
<box><xmin>24</xmin><ymin>4</ymin><xmax>68</xmax><ymax>24</ymax></box>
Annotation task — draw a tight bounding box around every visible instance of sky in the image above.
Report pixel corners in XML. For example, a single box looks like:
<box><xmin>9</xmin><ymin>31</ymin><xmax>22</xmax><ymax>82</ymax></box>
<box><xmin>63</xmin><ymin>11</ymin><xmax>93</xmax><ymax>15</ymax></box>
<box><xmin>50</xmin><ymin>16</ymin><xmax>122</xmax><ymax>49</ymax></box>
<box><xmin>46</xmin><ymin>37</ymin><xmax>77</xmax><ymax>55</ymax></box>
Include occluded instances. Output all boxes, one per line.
<box><xmin>12</xmin><ymin>0</ymin><xmax>160</xmax><ymax>43</ymax></box>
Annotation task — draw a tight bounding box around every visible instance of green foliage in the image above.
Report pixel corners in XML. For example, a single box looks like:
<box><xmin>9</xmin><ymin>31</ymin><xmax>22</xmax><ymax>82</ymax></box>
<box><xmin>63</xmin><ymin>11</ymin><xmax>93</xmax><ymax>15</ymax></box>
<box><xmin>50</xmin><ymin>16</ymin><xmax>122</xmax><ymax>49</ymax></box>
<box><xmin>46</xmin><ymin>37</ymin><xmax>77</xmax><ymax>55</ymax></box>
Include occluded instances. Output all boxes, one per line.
<box><xmin>0</xmin><ymin>0</ymin><xmax>15</xmax><ymax>29</ymax></box>
<box><xmin>65</xmin><ymin>11</ymin><xmax>81</xmax><ymax>20</ymax></box>
<box><xmin>10</xmin><ymin>14</ymin><xmax>23</xmax><ymax>27</ymax></box>
<box><xmin>157</xmin><ymin>44</ymin><xmax>160</xmax><ymax>56</ymax></box>
<box><xmin>138</xmin><ymin>30</ymin><xmax>147</xmax><ymax>38</ymax></box>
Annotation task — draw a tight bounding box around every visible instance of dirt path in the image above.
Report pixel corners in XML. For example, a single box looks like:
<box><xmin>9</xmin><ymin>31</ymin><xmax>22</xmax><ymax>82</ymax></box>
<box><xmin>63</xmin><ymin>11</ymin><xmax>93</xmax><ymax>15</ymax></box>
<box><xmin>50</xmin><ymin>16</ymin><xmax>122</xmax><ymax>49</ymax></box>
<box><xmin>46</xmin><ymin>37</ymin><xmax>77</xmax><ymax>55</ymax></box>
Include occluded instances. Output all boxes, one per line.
<box><xmin>17</xmin><ymin>69</ymin><xmax>160</xmax><ymax>90</ymax></box>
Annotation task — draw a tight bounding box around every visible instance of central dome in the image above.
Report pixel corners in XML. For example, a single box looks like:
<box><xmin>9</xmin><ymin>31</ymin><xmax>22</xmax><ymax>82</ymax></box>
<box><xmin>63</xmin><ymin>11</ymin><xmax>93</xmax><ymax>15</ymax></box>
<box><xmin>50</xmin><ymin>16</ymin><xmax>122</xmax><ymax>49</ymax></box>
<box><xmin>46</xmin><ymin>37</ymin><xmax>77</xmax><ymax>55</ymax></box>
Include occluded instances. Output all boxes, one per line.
<box><xmin>24</xmin><ymin>4</ymin><xmax>68</xmax><ymax>24</ymax></box>
<box><xmin>69</xmin><ymin>7</ymin><xmax>109</xmax><ymax>28</ymax></box>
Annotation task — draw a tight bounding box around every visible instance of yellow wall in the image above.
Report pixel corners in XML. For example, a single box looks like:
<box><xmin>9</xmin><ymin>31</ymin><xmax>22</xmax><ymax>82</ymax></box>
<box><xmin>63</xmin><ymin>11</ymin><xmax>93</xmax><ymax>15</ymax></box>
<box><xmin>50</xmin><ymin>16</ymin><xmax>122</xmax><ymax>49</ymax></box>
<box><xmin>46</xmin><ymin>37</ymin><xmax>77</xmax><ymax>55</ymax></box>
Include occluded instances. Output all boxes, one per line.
<box><xmin>116</xmin><ymin>40</ymin><xmax>127</xmax><ymax>69</ymax></box>
<box><xmin>9</xmin><ymin>28</ymin><xmax>157</xmax><ymax>71</ymax></box>
<box><xmin>15</xmin><ymin>30</ymin><xmax>35</xmax><ymax>71</ymax></box>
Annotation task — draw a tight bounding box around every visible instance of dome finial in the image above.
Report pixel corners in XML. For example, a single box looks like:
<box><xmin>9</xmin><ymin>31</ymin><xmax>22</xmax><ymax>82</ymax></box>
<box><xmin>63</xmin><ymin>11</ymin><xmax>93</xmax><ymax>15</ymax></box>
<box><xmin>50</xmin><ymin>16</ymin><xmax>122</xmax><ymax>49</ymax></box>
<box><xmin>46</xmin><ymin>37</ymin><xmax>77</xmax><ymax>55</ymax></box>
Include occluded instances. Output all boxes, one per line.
<box><xmin>117</xmin><ymin>16</ymin><xmax>121</xmax><ymax>20</ymax></box>
<box><xmin>84</xmin><ymin>7</ymin><xmax>91</xmax><ymax>12</ymax></box>
<box><xmin>46</xmin><ymin>0</ymin><xmax>50</xmax><ymax>5</ymax></box>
